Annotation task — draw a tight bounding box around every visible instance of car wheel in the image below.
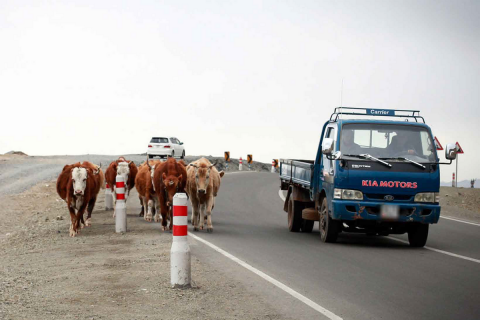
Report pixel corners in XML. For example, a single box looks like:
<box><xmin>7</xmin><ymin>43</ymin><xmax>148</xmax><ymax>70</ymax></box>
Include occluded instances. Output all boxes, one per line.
<box><xmin>171</xmin><ymin>151</ymin><xmax>175</xmax><ymax>158</ymax></box>
<box><xmin>181</xmin><ymin>150</ymin><xmax>185</xmax><ymax>159</ymax></box>
<box><xmin>319</xmin><ymin>197</ymin><xmax>340</xmax><ymax>243</ymax></box>
<box><xmin>148</xmin><ymin>155</ymin><xmax>153</xmax><ymax>159</ymax></box>
<box><xmin>408</xmin><ymin>223</ymin><xmax>429</xmax><ymax>247</ymax></box>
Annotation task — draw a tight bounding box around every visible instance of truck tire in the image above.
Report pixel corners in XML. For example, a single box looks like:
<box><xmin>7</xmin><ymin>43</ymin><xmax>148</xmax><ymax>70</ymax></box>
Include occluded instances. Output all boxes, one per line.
<box><xmin>319</xmin><ymin>197</ymin><xmax>339</xmax><ymax>243</ymax></box>
<box><xmin>301</xmin><ymin>219</ymin><xmax>314</xmax><ymax>233</ymax></box>
<box><xmin>288</xmin><ymin>197</ymin><xmax>302</xmax><ymax>232</ymax></box>
<box><xmin>407</xmin><ymin>223</ymin><xmax>429</xmax><ymax>247</ymax></box>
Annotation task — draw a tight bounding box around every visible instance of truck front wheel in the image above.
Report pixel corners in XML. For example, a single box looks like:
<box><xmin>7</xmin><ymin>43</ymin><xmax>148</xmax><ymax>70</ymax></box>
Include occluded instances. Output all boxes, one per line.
<box><xmin>288</xmin><ymin>197</ymin><xmax>302</xmax><ymax>232</ymax></box>
<box><xmin>319</xmin><ymin>197</ymin><xmax>340</xmax><ymax>243</ymax></box>
<box><xmin>407</xmin><ymin>223</ymin><xmax>429</xmax><ymax>247</ymax></box>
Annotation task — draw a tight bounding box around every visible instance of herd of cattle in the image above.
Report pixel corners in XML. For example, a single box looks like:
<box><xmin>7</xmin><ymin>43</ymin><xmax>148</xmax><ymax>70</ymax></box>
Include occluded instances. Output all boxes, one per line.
<box><xmin>56</xmin><ymin>156</ymin><xmax>224</xmax><ymax>237</ymax></box>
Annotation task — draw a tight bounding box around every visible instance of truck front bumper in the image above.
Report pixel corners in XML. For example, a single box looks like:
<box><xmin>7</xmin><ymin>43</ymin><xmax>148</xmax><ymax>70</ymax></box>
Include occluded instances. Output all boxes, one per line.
<box><xmin>331</xmin><ymin>200</ymin><xmax>440</xmax><ymax>224</ymax></box>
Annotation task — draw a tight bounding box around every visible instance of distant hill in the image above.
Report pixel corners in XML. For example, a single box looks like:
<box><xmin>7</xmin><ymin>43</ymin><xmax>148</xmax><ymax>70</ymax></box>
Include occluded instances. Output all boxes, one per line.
<box><xmin>441</xmin><ymin>179</ymin><xmax>477</xmax><ymax>188</ymax></box>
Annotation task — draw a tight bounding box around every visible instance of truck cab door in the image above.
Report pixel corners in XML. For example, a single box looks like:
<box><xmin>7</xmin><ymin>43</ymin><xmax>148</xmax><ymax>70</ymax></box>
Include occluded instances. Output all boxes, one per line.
<box><xmin>321</xmin><ymin>125</ymin><xmax>337</xmax><ymax>185</ymax></box>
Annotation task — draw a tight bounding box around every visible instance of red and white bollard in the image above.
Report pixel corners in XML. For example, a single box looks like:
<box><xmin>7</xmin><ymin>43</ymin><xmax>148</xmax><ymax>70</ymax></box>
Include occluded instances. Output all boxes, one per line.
<box><xmin>105</xmin><ymin>182</ymin><xmax>113</xmax><ymax>210</ymax></box>
<box><xmin>271</xmin><ymin>160</ymin><xmax>276</xmax><ymax>173</ymax></box>
<box><xmin>452</xmin><ymin>173</ymin><xmax>455</xmax><ymax>188</ymax></box>
<box><xmin>171</xmin><ymin>193</ymin><xmax>191</xmax><ymax>288</ymax></box>
<box><xmin>239</xmin><ymin>157</ymin><xmax>243</xmax><ymax>171</ymax></box>
<box><xmin>115</xmin><ymin>175</ymin><xmax>127</xmax><ymax>233</ymax></box>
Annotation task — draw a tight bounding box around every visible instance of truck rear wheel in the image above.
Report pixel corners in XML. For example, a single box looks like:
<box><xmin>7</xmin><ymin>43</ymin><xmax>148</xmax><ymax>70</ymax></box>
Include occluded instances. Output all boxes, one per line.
<box><xmin>288</xmin><ymin>197</ymin><xmax>302</xmax><ymax>232</ymax></box>
<box><xmin>408</xmin><ymin>223</ymin><xmax>429</xmax><ymax>247</ymax></box>
<box><xmin>319</xmin><ymin>197</ymin><xmax>339</xmax><ymax>243</ymax></box>
<box><xmin>301</xmin><ymin>220</ymin><xmax>314</xmax><ymax>233</ymax></box>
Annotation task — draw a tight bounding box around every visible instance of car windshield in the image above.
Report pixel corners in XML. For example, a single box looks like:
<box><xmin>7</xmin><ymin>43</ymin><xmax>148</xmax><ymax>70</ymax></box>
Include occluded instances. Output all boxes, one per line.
<box><xmin>340</xmin><ymin>123</ymin><xmax>436</xmax><ymax>162</ymax></box>
<box><xmin>150</xmin><ymin>137</ymin><xmax>169</xmax><ymax>143</ymax></box>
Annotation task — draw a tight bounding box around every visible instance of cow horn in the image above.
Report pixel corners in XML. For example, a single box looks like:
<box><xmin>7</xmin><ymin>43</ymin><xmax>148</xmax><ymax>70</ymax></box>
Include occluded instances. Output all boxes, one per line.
<box><xmin>209</xmin><ymin>161</ymin><xmax>218</xmax><ymax>168</ymax></box>
<box><xmin>188</xmin><ymin>163</ymin><xmax>198</xmax><ymax>168</ymax></box>
<box><xmin>94</xmin><ymin>167</ymin><xmax>100</xmax><ymax>175</ymax></box>
<box><xmin>146</xmin><ymin>155</ymin><xmax>152</xmax><ymax>170</ymax></box>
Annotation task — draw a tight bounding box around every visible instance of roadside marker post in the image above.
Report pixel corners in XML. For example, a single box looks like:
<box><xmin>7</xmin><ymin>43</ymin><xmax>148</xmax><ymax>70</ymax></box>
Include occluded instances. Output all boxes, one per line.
<box><xmin>105</xmin><ymin>182</ymin><xmax>113</xmax><ymax>210</ymax></box>
<box><xmin>171</xmin><ymin>193</ymin><xmax>191</xmax><ymax>288</ymax></box>
<box><xmin>247</xmin><ymin>154</ymin><xmax>252</xmax><ymax>170</ymax></box>
<box><xmin>224</xmin><ymin>151</ymin><xmax>230</xmax><ymax>171</ymax></box>
<box><xmin>239</xmin><ymin>157</ymin><xmax>243</xmax><ymax>171</ymax></box>
<box><xmin>115</xmin><ymin>175</ymin><xmax>127</xmax><ymax>233</ymax></box>
<box><xmin>455</xmin><ymin>142</ymin><xmax>464</xmax><ymax>188</ymax></box>
<box><xmin>452</xmin><ymin>173</ymin><xmax>455</xmax><ymax>188</ymax></box>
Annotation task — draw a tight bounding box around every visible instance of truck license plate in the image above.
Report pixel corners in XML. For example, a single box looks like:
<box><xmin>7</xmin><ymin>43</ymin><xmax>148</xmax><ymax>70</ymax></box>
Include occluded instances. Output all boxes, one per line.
<box><xmin>381</xmin><ymin>205</ymin><xmax>399</xmax><ymax>220</ymax></box>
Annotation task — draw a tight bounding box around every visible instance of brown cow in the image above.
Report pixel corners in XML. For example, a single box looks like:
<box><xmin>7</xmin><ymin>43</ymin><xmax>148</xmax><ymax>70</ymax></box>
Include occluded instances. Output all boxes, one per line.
<box><xmin>152</xmin><ymin>157</ymin><xmax>187</xmax><ymax>231</ymax></box>
<box><xmin>135</xmin><ymin>159</ymin><xmax>162</xmax><ymax>222</ymax></box>
<box><xmin>186</xmin><ymin>157</ymin><xmax>224</xmax><ymax>232</ymax></box>
<box><xmin>56</xmin><ymin>162</ymin><xmax>102</xmax><ymax>237</ymax></box>
<box><xmin>105</xmin><ymin>157</ymin><xmax>138</xmax><ymax>216</ymax></box>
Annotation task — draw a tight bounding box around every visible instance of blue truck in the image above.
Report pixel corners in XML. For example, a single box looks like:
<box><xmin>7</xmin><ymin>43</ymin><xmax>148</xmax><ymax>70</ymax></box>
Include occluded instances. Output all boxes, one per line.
<box><xmin>280</xmin><ymin>107</ymin><xmax>458</xmax><ymax>247</ymax></box>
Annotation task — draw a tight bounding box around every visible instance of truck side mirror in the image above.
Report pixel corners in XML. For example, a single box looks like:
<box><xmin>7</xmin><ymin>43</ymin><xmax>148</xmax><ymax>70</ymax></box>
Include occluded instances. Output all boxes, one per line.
<box><xmin>445</xmin><ymin>143</ymin><xmax>458</xmax><ymax>160</ymax></box>
<box><xmin>322</xmin><ymin>138</ymin><xmax>334</xmax><ymax>155</ymax></box>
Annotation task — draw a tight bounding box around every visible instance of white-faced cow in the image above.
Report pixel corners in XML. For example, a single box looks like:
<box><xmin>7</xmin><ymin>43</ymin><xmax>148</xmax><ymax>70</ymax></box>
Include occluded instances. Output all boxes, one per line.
<box><xmin>105</xmin><ymin>157</ymin><xmax>138</xmax><ymax>217</ymax></box>
<box><xmin>56</xmin><ymin>162</ymin><xmax>103</xmax><ymax>237</ymax></box>
<box><xmin>186</xmin><ymin>157</ymin><xmax>224</xmax><ymax>232</ymax></box>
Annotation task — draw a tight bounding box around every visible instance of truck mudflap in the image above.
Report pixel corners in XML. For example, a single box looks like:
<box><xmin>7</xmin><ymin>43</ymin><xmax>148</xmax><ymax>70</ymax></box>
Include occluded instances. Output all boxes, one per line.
<box><xmin>331</xmin><ymin>200</ymin><xmax>440</xmax><ymax>224</ymax></box>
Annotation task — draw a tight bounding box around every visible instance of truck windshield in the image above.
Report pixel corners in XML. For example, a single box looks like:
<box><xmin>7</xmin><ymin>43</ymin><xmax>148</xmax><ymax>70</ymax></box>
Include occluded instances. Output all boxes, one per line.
<box><xmin>340</xmin><ymin>123</ymin><xmax>436</xmax><ymax>162</ymax></box>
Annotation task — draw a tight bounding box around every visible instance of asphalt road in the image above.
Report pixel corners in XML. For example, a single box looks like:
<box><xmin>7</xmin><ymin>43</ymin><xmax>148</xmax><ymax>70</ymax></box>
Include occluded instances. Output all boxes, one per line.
<box><xmin>189</xmin><ymin>172</ymin><xmax>480</xmax><ymax>320</ymax></box>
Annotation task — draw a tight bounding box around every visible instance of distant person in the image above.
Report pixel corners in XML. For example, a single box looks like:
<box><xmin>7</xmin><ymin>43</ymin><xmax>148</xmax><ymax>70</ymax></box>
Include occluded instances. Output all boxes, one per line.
<box><xmin>341</xmin><ymin>130</ymin><xmax>362</xmax><ymax>154</ymax></box>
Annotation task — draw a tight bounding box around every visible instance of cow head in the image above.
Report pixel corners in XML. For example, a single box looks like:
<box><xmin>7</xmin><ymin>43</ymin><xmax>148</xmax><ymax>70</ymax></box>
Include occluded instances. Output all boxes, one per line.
<box><xmin>189</xmin><ymin>161</ymin><xmax>217</xmax><ymax>196</ymax></box>
<box><xmin>71</xmin><ymin>167</ymin><xmax>88</xmax><ymax>196</ymax></box>
<box><xmin>116</xmin><ymin>161</ymin><xmax>131</xmax><ymax>199</ymax></box>
<box><xmin>162</xmin><ymin>172</ymin><xmax>183</xmax><ymax>207</ymax></box>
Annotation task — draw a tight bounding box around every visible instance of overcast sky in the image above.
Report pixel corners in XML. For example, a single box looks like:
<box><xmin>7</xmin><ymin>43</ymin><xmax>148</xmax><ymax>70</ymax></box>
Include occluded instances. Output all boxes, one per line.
<box><xmin>1</xmin><ymin>0</ymin><xmax>478</xmax><ymax>182</ymax></box>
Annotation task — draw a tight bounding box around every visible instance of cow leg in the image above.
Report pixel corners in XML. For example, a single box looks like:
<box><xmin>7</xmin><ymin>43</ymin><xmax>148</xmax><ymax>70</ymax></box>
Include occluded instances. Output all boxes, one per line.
<box><xmin>139</xmin><ymin>196</ymin><xmax>144</xmax><ymax>217</ymax></box>
<box><xmin>148</xmin><ymin>199</ymin><xmax>156</xmax><ymax>222</ymax></box>
<box><xmin>160</xmin><ymin>202</ymin><xmax>169</xmax><ymax>231</ymax></box>
<box><xmin>168</xmin><ymin>206</ymin><xmax>173</xmax><ymax>230</ymax></box>
<box><xmin>206</xmin><ymin>195</ymin><xmax>214</xmax><ymax>233</ymax></box>
<box><xmin>112</xmin><ymin>187</ymin><xmax>117</xmax><ymax>217</ymax></box>
<box><xmin>191</xmin><ymin>197</ymin><xmax>200</xmax><ymax>231</ymax></box>
<box><xmin>68</xmin><ymin>206</ymin><xmax>77</xmax><ymax>237</ymax></box>
<box><xmin>199</xmin><ymin>202</ymin><xmax>206</xmax><ymax>230</ymax></box>
<box><xmin>85</xmin><ymin>197</ymin><xmax>96</xmax><ymax>227</ymax></box>
<box><xmin>154</xmin><ymin>199</ymin><xmax>160</xmax><ymax>223</ymax></box>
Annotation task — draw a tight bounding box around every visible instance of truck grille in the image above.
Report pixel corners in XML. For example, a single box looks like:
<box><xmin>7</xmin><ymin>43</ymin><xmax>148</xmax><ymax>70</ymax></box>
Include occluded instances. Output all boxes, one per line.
<box><xmin>365</xmin><ymin>194</ymin><xmax>413</xmax><ymax>201</ymax></box>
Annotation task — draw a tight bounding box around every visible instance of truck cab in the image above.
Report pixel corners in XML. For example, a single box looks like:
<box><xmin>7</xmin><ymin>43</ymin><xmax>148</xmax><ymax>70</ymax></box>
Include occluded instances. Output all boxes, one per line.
<box><xmin>280</xmin><ymin>108</ymin><xmax>458</xmax><ymax>247</ymax></box>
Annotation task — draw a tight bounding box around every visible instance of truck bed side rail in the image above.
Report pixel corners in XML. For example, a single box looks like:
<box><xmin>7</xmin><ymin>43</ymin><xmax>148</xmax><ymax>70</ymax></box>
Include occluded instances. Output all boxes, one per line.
<box><xmin>279</xmin><ymin>159</ymin><xmax>314</xmax><ymax>189</ymax></box>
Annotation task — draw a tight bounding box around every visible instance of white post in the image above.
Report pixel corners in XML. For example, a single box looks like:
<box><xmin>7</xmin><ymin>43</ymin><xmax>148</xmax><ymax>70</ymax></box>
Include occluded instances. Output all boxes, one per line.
<box><xmin>105</xmin><ymin>182</ymin><xmax>113</xmax><ymax>210</ymax></box>
<box><xmin>239</xmin><ymin>157</ymin><xmax>243</xmax><ymax>171</ymax></box>
<box><xmin>271</xmin><ymin>161</ymin><xmax>276</xmax><ymax>173</ymax></box>
<box><xmin>171</xmin><ymin>193</ymin><xmax>191</xmax><ymax>288</ymax></box>
<box><xmin>115</xmin><ymin>175</ymin><xmax>127</xmax><ymax>233</ymax></box>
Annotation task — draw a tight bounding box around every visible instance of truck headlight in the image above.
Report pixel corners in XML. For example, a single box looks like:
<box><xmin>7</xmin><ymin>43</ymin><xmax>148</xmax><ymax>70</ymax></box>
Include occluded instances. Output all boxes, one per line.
<box><xmin>334</xmin><ymin>189</ymin><xmax>363</xmax><ymax>200</ymax></box>
<box><xmin>414</xmin><ymin>192</ymin><xmax>439</xmax><ymax>203</ymax></box>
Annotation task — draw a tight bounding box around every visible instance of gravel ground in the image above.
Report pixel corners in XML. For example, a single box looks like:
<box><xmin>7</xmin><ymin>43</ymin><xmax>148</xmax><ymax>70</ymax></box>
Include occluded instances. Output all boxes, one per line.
<box><xmin>0</xmin><ymin>180</ymin><xmax>290</xmax><ymax>320</ymax></box>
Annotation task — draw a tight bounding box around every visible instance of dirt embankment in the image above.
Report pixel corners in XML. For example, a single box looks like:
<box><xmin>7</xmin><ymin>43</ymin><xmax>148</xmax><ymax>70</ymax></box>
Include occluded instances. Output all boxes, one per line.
<box><xmin>0</xmin><ymin>182</ymin><xmax>289</xmax><ymax>320</ymax></box>
<box><xmin>439</xmin><ymin>187</ymin><xmax>480</xmax><ymax>223</ymax></box>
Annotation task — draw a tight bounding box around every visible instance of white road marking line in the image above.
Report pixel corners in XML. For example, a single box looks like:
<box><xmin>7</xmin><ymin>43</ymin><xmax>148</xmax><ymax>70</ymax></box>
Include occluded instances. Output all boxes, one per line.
<box><xmin>441</xmin><ymin>216</ymin><xmax>480</xmax><ymax>226</ymax></box>
<box><xmin>388</xmin><ymin>237</ymin><xmax>480</xmax><ymax>264</ymax></box>
<box><xmin>226</xmin><ymin>171</ymin><xmax>257</xmax><ymax>175</ymax></box>
<box><xmin>189</xmin><ymin>232</ymin><xmax>343</xmax><ymax>320</ymax></box>
<box><xmin>277</xmin><ymin>190</ymin><xmax>480</xmax><ymax>264</ymax></box>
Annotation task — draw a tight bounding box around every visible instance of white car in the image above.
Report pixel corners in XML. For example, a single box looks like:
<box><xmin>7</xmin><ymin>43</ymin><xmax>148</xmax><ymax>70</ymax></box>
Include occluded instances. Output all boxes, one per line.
<box><xmin>147</xmin><ymin>136</ymin><xmax>185</xmax><ymax>159</ymax></box>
